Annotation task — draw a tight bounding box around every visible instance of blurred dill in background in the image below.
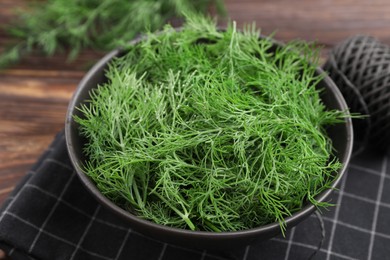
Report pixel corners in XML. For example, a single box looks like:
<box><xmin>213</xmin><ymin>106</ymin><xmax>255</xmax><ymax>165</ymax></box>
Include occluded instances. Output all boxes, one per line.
<box><xmin>0</xmin><ymin>0</ymin><xmax>225</xmax><ymax>68</ymax></box>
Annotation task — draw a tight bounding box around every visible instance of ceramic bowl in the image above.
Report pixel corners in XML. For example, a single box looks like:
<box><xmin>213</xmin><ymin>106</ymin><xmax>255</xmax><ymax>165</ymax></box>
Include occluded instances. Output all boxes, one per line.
<box><xmin>65</xmin><ymin>33</ymin><xmax>353</xmax><ymax>250</ymax></box>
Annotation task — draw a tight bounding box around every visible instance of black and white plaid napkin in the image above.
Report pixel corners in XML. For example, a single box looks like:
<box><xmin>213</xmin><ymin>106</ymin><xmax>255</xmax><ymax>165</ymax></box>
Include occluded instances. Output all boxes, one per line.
<box><xmin>0</xmin><ymin>130</ymin><xmax>389</xmax><ymax>260</ymax></box>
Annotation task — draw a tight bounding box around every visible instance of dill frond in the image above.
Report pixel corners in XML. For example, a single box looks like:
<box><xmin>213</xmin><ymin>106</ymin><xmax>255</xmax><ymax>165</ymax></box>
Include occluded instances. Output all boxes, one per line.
<box><xmin>75</xmin><ymin>16</ymin><xmax>345</xmax><ymax>233</ymax></box>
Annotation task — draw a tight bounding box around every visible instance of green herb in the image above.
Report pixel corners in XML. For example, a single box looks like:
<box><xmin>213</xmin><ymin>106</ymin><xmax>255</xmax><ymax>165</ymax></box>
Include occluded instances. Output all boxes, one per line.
<box><xmin>0</xmin><ymin>0</ymin><xmax>225</xmax><ymax>68</ymax></box>
<box><xmin>75</xmin><ymin>16</ymin><xmax>345</xmax><ymax>233</ymax></box>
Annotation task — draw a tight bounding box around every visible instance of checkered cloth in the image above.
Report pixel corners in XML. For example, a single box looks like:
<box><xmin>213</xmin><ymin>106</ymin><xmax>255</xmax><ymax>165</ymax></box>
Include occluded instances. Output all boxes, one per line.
<box><xmin>0</xmin><ymin>132</ymin><xmax>389</xmax><ymax>260</ymax></box>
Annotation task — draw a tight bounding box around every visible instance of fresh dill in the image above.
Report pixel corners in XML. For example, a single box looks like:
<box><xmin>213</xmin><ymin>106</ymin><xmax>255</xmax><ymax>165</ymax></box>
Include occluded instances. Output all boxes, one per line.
<box><xmin>0</xmin><ymin>0</ymin><xmax>225</xmax><ymax>68</ymax></box>
<box><xmin>75</xmin><ymin>16</ymin><xmax>345</xmax><ymax>233</ymax></box>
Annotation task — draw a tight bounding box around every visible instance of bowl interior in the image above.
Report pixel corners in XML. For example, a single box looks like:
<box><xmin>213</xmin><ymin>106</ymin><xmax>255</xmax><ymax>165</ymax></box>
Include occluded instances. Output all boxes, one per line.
<box><xmin>65</xmin><ymin>37</ymin><xmax>353</xmax><ymax>250</ymax></box>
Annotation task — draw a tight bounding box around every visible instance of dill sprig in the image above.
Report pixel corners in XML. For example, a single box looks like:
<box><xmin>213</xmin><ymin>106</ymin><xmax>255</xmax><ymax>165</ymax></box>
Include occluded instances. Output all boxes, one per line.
<box><xmin>0</xmin><ymin>0</ymin><xmax>224</xmax><ymax>68</ymax></box>
<box><xmin>75</xmin><ymin>16</ymin><xmax>345</xmax><ymax>233</ymax></box>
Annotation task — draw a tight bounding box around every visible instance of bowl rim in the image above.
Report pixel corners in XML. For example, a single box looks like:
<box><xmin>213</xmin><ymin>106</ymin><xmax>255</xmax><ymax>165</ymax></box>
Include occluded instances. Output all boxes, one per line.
<box><xmin>65</xmin><ymin>32</ymin><xmax>353</xmax><ymax>239</ymax></box>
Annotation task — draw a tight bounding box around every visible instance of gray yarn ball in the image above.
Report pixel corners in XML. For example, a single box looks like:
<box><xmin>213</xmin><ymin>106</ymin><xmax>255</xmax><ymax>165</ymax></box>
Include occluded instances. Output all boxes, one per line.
<box><xmin>324</xmin><ymin>35</ymin><xmax>390</xmax><ymax>152</ymax></box>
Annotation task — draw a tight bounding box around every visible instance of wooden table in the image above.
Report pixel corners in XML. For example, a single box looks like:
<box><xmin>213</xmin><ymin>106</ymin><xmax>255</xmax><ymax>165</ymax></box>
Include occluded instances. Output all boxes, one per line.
<box><xmin>0</xmin><ymin>0</ymin><xmax>390</xmax><ymax>249</ymax></box>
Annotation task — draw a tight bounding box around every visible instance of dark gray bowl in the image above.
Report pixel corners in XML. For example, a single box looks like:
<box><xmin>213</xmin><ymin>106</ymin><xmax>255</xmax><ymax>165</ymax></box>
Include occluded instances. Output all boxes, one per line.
<box><xmin>65</xmin><ymin>34</ymin><xmax>353</xmax><ymax>250</ymax></box>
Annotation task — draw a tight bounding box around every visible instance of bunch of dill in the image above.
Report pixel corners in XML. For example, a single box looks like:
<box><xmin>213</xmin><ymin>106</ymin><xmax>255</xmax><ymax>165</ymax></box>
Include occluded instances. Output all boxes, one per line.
<box><xmin>0</xmin><ymin>0</ymin><xmax>224</xmax><ymax>68</ymax></box>
<box><xmin>75</xmin><ymin>16</ymin><xmax>345</xmax><ymax>233</ymax></box>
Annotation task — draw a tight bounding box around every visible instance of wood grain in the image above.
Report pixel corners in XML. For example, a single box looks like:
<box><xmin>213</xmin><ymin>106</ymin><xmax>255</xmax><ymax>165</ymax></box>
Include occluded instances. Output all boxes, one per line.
<box><xmin>225</xmin><ymin>0</ymin><xmax>390</xmax><ymax>45</ymax></box>
<box><xmin>1</xmin><ymin>0</ymin><xmax>390</xmax><ymax>212</ymax></box>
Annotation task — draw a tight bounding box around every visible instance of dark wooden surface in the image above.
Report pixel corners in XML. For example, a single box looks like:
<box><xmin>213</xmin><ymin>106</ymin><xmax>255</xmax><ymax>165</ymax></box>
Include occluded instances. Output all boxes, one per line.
<box><xmin>1</xmin><ymin>0</ymin><xmax>390</xmax><ymax>232</ymax></box>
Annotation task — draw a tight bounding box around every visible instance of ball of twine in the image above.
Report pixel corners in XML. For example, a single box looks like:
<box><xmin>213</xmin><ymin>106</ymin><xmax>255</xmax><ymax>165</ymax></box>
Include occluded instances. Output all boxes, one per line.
<box><xmin>324</xmin><ymin>35</ymin><xmax>390</xmax><ymax>153</ymax></box>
